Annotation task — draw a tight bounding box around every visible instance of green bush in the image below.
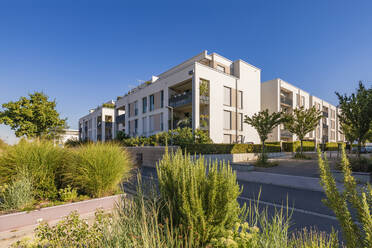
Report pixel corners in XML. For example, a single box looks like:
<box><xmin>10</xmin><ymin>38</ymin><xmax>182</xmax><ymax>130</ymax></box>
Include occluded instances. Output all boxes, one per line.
<box><xmin>64</xmin><ymin>143</ymin><xmax>133</xmax><ymax>197</ymax></box>
<box><xmin>0</xmin><ymin>176</ymin><xmax>34</xmax><ymax>211</ymax></box>
<box><xmin>0</xmin><ymin>140</ymin><xmax>69</xmax><ymax>200</ymax></box>
<box><xmin>282</xmin><ymin>141</ymin><xmax>315</xmax><ymax>152</ymax></box>
<box><xmin>59</xmin><ymin>185</ymin><xmax>78</xmax><ymax>202</ymax></box>
<box><xmin>181</xmin><ymin>143</ymin><xmax>281</xmax><ymax>154</ymax></box>
<box><xmin>156</xmin><ymin>149</ymin><xmax>247</xmax><ymax>246</ymax></box>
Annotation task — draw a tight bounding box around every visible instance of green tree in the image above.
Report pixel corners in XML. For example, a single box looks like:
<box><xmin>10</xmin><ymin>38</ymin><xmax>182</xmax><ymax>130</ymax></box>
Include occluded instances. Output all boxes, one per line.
<box><xmin>336</xmin><ymin>82</ymin><xmax>372</xmax><ymax>157</ymax></box>
<box><xmin>284</xmin><ymin>106</ymin><xmax>322</xmax><ymax>155</ymax></box>
<box><xmin>244</xmin><ymin>110</ymin><xmax>284</xmax><ymax>160</ymax></box>
<box><xmin>0</xmin><ymin>92</ymin><xmax>67</xmax><ymax>139</ymax></box>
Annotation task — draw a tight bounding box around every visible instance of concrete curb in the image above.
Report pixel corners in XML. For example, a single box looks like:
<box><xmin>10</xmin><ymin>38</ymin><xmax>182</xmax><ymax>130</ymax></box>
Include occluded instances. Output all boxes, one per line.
<box><xmin>0</xmin><ymin>194</ymin><xmax>122</xmax><ymax>233</ymax></box>
<box><xmin>236</xmin><ymin>171</ymin><xmax>344</xmax><ymax>192</ymax></box>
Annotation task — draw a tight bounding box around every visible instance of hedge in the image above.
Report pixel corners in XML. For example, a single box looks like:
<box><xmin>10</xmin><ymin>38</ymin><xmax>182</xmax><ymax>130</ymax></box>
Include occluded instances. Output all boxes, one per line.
<box><xmin>282</xmin><ymin>141</ymin><xmax>315</xmax><ymax>152</ymax></box>
<box><xmin>180</xmin><ymin>143</ymin><xmax>281</xmax><ymax>154</ymax></box>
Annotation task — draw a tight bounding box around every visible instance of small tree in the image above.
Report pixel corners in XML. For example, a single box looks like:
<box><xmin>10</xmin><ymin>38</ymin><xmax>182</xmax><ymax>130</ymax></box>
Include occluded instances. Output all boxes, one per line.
<box><xmin>318</xmin><ymin>147</ymin><xmax>372</xmax><ymax>247</ymax></box>
<box><xmin>336</xmin><ymin>81</ymin><xmax>372</xmax><ymax>158</ymax></box>
<box><xmin>0</xmin><ymin>92</ymin><xmax>67</xmax><ymax>139</ymax></box>
<box><xmin>284</xmin><ymin>106</ymin><xmax>322</xmax><ymax>156</ymax></box>
<box><xmin>244</xmin><ymin>110</ymin><xmax>284</xmax><ymax>160</ymax></box>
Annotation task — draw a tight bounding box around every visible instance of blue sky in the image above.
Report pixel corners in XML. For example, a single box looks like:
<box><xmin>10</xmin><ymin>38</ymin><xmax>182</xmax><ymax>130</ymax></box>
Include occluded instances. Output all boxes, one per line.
<box><xmin>1</xmin><ymin>0</ymin><xmax>372</xmax><ymax>144</ymax></box>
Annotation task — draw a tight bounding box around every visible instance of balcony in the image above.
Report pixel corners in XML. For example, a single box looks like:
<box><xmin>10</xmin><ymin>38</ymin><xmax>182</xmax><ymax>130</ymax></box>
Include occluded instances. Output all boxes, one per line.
<box><xmin>323</xmin><ymin>111</ymin><xmax>329</xmax><ymax>117</ymax></box>
<box><xmin>280</xmin><ymin>129</ymin><xmax>292</xmax><ymax>138</ymax></box>
<box><xmin>116</xmin><ymin>114</ymin><xmax>125</xmax><ymax>123</ymax></box>
<box><xmin>323</xmin><ymin>123</ymin><xmax>328</xmax><ymax>129</ymax></box>
<box><xmin>169</xmin><ymin>91</ymin><xmax>192</xmax><ymax>108</ymax></box>
<box><xmin>280</xmin><ymin>96</ymin><xmax>292</xmax><ymax>106</ymax></box>
<box><xmin>105</xmin><ymin>122</ymin><xmax>113</xmax><ymax>128</ymax></box>
<box><xmin>200</xmin><ymin>95</ymin><xmax>209</xmax><ymax>105</ymax></box>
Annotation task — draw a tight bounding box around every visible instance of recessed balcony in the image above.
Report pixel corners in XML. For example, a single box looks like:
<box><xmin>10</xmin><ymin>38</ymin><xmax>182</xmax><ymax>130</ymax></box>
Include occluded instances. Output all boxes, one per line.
<box><xmin>280</xmin><ymin>96</ymin><xmax>292</xmax><ymax>106</ymax></box>
<box><xmin>169</xmin><ymin>91</ymin><xmax>192</xmax><ymax>108</ymax></box>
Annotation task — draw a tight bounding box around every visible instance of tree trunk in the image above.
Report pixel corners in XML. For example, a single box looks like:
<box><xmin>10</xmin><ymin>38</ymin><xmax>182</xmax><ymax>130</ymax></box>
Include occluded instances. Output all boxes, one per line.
<box><xmin>357</xmin><ymin>140</ymin><xmax>361</xmax><ymax>160</ymax></box>
<box><xmin>300</xmin><ymin>139</ymin><xmax>303</xmax><ymax>155</ymax></box>
<box><xmin>262</xmin><ymin>140</ymin><xmax>265</xmax><ymax>158</ymax></box>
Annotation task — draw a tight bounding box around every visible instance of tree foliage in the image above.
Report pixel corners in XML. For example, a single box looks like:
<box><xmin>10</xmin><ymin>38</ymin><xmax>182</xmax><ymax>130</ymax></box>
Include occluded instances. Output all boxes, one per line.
<box><xmin>0</xmin><ymin>92</ymin><xmax>67</xmax><ymax>139</ymax></box>
<box><xmin>284</xmin><ymin>106</ymin><xmax>322</xmax><ymax>154</ymax></box>
<box><xmin>336</xmin><ymin>81</ymin><xmax>372</xmax><ymax>156</ymax></box>
<box><xmin>244</xmin><ymin>109</ymin><xmax>284</xmax><ymax>160</ymax></box>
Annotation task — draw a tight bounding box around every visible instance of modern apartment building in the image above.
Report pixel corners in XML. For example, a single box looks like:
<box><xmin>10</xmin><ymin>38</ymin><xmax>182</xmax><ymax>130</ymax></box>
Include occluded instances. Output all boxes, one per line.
<box><xmin>261</xmin><ymin>78</ymin><xmax>344</xmax><ymax>143</ymax></box>
<box><xmin>79</xmin><ymin>100</ymin><xmax>116</xmax><ymax>142</ymax></box>
<box><xmin>114</xmin><ymin>51</ymin><xmax>261</xmax><ymax>143</ymax></box>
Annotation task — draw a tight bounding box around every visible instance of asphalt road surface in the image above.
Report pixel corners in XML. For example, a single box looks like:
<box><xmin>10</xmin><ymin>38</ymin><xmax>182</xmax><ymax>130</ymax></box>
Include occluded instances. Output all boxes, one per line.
<box><xmin>136</xmin><ymin>166</ymin><xmax>342</xmax><ymax>239</ymax></box>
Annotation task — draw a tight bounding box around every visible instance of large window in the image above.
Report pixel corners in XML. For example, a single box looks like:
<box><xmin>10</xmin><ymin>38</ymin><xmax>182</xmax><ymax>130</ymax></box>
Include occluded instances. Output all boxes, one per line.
<box><xmin>161</xmin><ymin>90</ymin><xmax>164</xmax><ymax>108</ymax></box>
<box><xmin>134</xmin><ymin>101</ymin><xmax>138</xmax><ymax>116</ymax></box>
<box><xmin>238</xmin><ymin>113</ymin><xmax>243</xmax><ymax>131</ymax></box>
<box><xmin>142</xmin><ymin>97</ymin><xmax>147</xmax><ymax>113</ymax></box>
<box><xmin>149</xmin><ymin>94</ymin><xmax>154</xmax><ymax>111</ymax></box>
<box><xmin>134</xmin><ymin>119</ymin><xmax>138</xmax><ymax>134</ymax></box>
<box><xmin>224</xmin><ymin>110</ymin><xmax>231</xmax><ymax>130</ymax></box>
<box><xmin>224</xmin><ymin>87</ymin><xmax>231</xmax><ymax>106</ymax></box>
<box><xmin>223</xmin><ymin>134</ymin><xmax>231</xmax><ymax>144</ymax></box>
<box><xmin>142</xmin><ymin>117</ymin><xmax>147</xmax><ymax>135</ymax></box>
<box><xmin>149</xmin><ymin>115</ymin><xmax>154</xmax><ymax>132</ymax></box>
<box><xmin>238</xmin><ymin>91</ymin><xmax>243</xmax><ymax>109</ymax></box>
<box><xmin>160</xmin><ymin>113</ymin><xmax>164</xmax><ymax>131</ymax></box>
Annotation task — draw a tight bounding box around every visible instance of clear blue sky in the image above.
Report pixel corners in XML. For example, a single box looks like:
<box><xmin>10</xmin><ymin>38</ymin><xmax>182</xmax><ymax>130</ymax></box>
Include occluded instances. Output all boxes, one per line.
<box><xmin>1</xmin><ymin>0</ymin><xmax>372</xmax><ymax>144</ymax></box>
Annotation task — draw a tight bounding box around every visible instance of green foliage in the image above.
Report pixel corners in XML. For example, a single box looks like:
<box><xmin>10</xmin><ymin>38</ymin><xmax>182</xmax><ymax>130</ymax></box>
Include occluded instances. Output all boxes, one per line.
<box><xmin>199</xmin><ymin>79</ymin><xmax>209</xmax><ymax>97</ymax></box>
<box><xmin>336</xmin><ymin>81</ymin><xmax>372</xmax><ymax>156</ymax></box>
<box><xmin>102</xmin><ymin>103</ymin><xmax>115</xmax><ymax>108</ymax></box>
<box><xmin>255</xmin><ymin>153</ymin><xmax>279</xmax><ymax>167</ymax></box>
<box><xmin>156</xmin><ymin>149</ymin><xmax>247</xmax><ymax>246</ymax></box>
<box><xmin>118</xmin><ymin>127</ymin><xmax>212</xmax><ymax>147</ymax></box>
<box><xmin>64</xmin><ymin>143</ymin><xmax>132</xmax><ymax>197</ymax></box>
<box><xmin>34</xmin><ymin>210</ymin><xmax>108</xmax><ymax>247</ymax></box>
<box><xmin>58</xmin><ymin>185</ymin><xmax>78</xmax><ymax>202</ymax></box>
<box><xmin>318</xmin><ymin>146</ymin><xmax>372</xmax><ymax>247</ymax></box>
<box><xmin>115</xmin><ymin>130</ymin><xmax>130</xmax><ymax>141</ymax></box>
<box><xmin>0</xmin><ymin>92</ymin><xmax>67</xmax><ymax>139</ymax></box>
<box><xmin>289</xmin><ymin>228</ymin><xmax>339</xmax><ymax>248</ymax></box>
<box><xmin>284</xmin><ymin>106</ymin><xmax>322</xmax><ymax>154</ymax></box>
<box><xmin>0</xmin><ymin>140</ymin><xmax>69</xmax><ymax>200</ymax></box>
<box><xmin>245</xmin><ymin>109</ymin><xmax>285</xmax><ymax>159</ymax></box>
<box><xmin>0</xmin><ymin>176</ymin><xmax>33</xmax><ymax>211</ymax></box>
<box><xmin>341</xmin><ymin>156</ymin><xmax>372</xmax><ymax>172</ymax></box>
<box><xmin>282</xmin><ymin>141</ymin><xmax>316</xmax><ymax>152</ymax></box>
<box><xmin>181</xmin><ymin>143</ymin><xmax>281</xmax><ymax>154</ymax></box>
<box><xmin>0</xmin><ymin>138</ymin><xmax>7</xmax><ymax>151</ymax></box>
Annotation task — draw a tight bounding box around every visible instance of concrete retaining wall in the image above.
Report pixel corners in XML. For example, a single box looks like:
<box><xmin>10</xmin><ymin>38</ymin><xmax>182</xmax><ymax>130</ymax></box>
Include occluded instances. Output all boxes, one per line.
<box><xmin>124</xmin><ymin>146</ymin><xmax>286</xmax><ymax>167</ymax></box>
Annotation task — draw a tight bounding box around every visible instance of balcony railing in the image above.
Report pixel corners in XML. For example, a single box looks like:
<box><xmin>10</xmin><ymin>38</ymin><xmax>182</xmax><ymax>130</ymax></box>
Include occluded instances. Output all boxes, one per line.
<box><xmin>116</xmin><ymin>114</ymin><xmax>125</xmax><ymax>124</ymax></box>
<box><xmin>280</xmin><ymin>96</ymin><xmax>292</xmax><ymax>106</ymax></box>
<box><xmin>169</xmin><ymin>91</ymin><xmax>192</xmax><ymax>108</ymax></box>
<box><xmin>200</xmin><ymin>95</ymin><xmax>209</xmax><ymax>105</ymax></box>
<box><xmin>323</xmin><ymin>111</ymin><xmax>329</xmax><ymax>117</ymax></box>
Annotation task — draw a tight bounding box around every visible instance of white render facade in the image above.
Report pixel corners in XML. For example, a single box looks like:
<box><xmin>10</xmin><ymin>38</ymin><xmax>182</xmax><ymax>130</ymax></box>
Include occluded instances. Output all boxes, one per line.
<box><xmin>261</xmin><ymin>78</ymin><xmax>345</xmax><ymax>143</ymax></box>
<box><xmin>114</xmin><ymin>51</ymin><xmax>261</xmax><ymax>144</ymax></box>
<box><xmin>79</xmin><ymin>100</ymin><xmax>115</xmax><ymax>142</ymax></box>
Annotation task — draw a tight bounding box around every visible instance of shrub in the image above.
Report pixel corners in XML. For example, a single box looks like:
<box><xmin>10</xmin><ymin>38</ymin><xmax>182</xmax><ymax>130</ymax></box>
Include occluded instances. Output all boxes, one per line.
<box><xmin>293</xmin><ymin>153</ymin><xmax>312</xmax><ymax>160</ymax></box>
<box><xmin>0</xmin><ymin>176</ymin><xmax>34</xmax><ymax>211</ymax></box>
<box><xmin>181</xmin><ymin>143</ymin><xmax>281</xmax><ymax>154</ymax></box>
<box><xmin>59</xmin><ymin>185</ymin><xmax>78</xmax><ymax>202</ymax></box>
<box><xmin>0</xmin><ymin>139</ymin><xmax>69</xmax><ymax>200</ymax></box>
<box><xmin>318</xmin><ymin>146</ymin><xmax>372</xmax><ymax>247</ymax></box>
<box><xmin>289</xmin><ymin>228</ymin><xmax>339</xmax><ymax>248</ymax></box>
<box><xmin>336</xmin><ymin>156</ymin><xmax>372</xmax><ymax>172</ymax></box>
<box><xmin>64</xmin><ymin>143</ymin><xmax>133</xmax><ymax>197</ymax></box>
<box><xmin>156</xmin><ymin>149</ymin><xmax>247</xmax><ymax>246</ymax></box>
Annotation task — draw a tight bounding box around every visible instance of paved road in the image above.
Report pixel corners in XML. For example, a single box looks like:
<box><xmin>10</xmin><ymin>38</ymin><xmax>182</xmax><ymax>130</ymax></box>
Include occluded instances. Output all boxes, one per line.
<box><xmin>138</xmin><ymin>166</ymin><xmax>342</xmax><ymax>238</ymax></box>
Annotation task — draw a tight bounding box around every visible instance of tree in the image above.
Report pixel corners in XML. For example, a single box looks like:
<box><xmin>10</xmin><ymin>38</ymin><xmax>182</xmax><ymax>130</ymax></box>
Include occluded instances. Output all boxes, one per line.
<box><xmin>336</xmin><ymin>82</ymin><xmax>372</xmax><ymax>158</ymax></box>
<box><xmin>244</xmin><ymin>110</ymin><xmax>284</xmax><ymax>159</ymax></box>
<box><xmin>0</xmin><ymin>92</ymin><xmax>67</xmax><ymax>139</ymax></box>
<box><xmin>284</xmin><ymin>106</ymin><xmax>322</xmax><ymax>155</ymax></box>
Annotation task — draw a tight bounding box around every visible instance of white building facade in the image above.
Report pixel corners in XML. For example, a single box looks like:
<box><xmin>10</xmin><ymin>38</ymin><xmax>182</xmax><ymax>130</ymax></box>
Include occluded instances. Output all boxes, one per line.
<box><xmin>79</xmin><ymin>101</ymin><xmax>116</xmax><ymax>142</ymax></box>
<box><xmin>261</xmin><ymin>78</ymin><xmax>344</xmax><ymax>143</ymax></box>
<box><xmin>114</xmin><ymin>51</ymin><xmax>261</xmax><ymax>144</ymax></box>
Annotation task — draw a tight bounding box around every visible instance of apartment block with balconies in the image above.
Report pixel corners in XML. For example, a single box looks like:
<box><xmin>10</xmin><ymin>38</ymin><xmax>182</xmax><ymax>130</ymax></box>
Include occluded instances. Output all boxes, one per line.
<box><xmin>261</xmin><ymin>78</ymin><xmax>311</xmax><ymax>142</ymax></box>
<box><xmin>114</xmin><ymin>51</ymin><xmax>261</xmax><ymax>144</ymax></box>
<box><xmin>261</xmin><ymin>78</ymin><xmax>344</xmax><ymax>143</ymax></box>
<box><xmin>78</xmin><ymin>100</ymin><xmax>115</xmax><ymax>142</ymax></box>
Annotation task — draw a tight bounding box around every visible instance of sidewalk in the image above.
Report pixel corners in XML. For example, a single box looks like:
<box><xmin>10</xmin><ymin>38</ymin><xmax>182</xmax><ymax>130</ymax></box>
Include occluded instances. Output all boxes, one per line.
<box><xmin>0</xmin><ymin>195</ymin><xmax>121</xmax><ymax>246</ymax></box>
